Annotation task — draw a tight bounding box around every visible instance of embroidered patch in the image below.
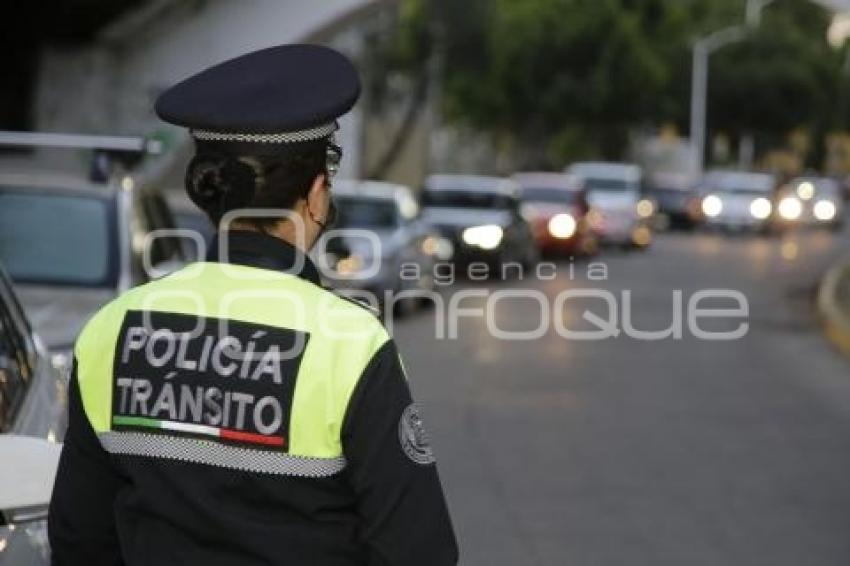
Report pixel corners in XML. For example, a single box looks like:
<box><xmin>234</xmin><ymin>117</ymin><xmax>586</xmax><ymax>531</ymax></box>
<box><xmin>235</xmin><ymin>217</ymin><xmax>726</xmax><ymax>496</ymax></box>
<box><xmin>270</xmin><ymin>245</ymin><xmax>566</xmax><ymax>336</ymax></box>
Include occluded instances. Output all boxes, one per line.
<box><xmin>111</xmin><ymin>310</ymin><xmax>308</xmax><ymax>452</ymax></box>
<box><xmin>398</xmin><ymin>403</ymin><xmax>435</xmax><ymax>465</ymax></box>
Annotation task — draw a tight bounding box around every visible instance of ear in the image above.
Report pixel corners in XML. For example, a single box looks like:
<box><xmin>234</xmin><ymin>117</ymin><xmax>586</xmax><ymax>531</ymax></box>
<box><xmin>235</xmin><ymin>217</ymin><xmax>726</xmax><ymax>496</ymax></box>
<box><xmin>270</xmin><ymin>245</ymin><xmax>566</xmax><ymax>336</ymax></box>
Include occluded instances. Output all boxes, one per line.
<box><xmin>305</xmin><ymin>172</ymin><xmax>328</xmax><ymax>216</ymax></box>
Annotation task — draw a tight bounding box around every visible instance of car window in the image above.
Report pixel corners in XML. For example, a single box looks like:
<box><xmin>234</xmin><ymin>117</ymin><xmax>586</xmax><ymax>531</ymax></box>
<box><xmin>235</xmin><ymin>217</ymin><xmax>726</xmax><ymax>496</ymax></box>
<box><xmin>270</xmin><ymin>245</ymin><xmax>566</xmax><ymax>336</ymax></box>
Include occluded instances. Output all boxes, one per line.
<box><xmin>521</xmin><ymin>187</ymin><xmax>582</xmax><ymax>205</ymax></box>
<box><xmin>583</xmin><ymin>178</ymin><xmax>635</xmax><ymax>193</ymax></box>
<box><xmin>0</xmin><ymin>291</ymin><xmax>31</xmax><ymax>433</ymax></box>
<box><xmin>421</xmin><ymin>190</ymin><xmax>514</xmax><ymax>210</ymax></box>
<box><xmin>0</xmin><ymin>190</ymin><xmax>118</xmax><ymax>288</ymax></box>
<box><xmin>138</xmin><ymin>191</ymin><xmax>185</xmax><ymax>266</ymax></box>
<box><xmin>336</xmin><ymin>197</ymin><xmax>399</xmax><ymax>228</ymax></box>
<box><xmin>704</xmin><ymin>172</ymin><xmax>773</xmax><ymax>193</ymax></box>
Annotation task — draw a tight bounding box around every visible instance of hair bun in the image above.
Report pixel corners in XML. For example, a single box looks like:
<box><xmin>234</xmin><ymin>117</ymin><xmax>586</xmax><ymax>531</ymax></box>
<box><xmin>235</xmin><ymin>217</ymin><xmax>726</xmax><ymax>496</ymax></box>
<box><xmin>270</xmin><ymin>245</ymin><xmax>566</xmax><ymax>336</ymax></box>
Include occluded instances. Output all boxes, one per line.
<box><xmin>185</xmin><ymin>155</ymin><xmax>261</xmax><ymax>220</ymax></box>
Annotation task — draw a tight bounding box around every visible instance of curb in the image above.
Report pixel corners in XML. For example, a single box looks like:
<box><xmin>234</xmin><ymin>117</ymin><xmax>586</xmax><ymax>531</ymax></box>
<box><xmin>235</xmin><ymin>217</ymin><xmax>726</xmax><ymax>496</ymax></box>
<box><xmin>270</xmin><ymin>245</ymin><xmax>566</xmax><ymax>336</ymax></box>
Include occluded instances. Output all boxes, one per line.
<box><xmin>818</xmin><ymin>259</ymin><xmax>850</xmax><ymax>356</ymax></box>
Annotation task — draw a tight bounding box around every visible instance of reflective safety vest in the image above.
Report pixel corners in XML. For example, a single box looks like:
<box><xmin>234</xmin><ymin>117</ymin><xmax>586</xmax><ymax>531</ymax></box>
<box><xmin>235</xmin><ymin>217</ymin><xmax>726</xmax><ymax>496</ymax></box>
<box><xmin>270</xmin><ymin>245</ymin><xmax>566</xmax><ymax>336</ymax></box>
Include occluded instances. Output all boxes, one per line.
<box><xmin>74</xmin><ymin>260</ymin><xmax>388</xmax><ymax>477</ymax></box>
<box><xmin>50</xmin><ymin>231</ymin><xmax>458</xmax><ymax>566</ymax></box>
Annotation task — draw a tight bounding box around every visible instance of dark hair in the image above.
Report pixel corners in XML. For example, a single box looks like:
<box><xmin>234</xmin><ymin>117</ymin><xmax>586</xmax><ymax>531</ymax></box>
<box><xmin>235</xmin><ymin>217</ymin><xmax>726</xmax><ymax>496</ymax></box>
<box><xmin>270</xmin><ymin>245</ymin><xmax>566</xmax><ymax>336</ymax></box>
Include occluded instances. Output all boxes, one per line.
<box><xmin>185</xmin><ymin>140</ymin><xmax>327</xmax><ymax>230</ymax></box>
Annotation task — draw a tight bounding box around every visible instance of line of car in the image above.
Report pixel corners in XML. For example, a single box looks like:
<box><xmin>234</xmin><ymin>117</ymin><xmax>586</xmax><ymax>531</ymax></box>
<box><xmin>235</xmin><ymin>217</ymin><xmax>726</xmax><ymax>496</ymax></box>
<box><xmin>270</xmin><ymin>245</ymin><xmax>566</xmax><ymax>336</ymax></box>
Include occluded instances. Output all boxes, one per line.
<box><xmin>316</xmin><ymin>164</ymin><xmax>657</xmax><ymax>312</ymax></box>
<box><xmin>647</xmin><ymin>169</ymin><xmax>845</xmax><ymax>233</ymax></box>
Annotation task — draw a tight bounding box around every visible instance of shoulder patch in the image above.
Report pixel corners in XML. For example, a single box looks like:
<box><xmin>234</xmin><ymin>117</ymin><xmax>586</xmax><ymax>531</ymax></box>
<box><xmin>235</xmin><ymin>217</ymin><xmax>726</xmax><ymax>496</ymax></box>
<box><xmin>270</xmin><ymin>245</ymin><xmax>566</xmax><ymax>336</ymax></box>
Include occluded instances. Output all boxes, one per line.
<box><xmin>398</xmin><ymin>403</ymin><xmax>435</xmax><ymax>465</ymax></box>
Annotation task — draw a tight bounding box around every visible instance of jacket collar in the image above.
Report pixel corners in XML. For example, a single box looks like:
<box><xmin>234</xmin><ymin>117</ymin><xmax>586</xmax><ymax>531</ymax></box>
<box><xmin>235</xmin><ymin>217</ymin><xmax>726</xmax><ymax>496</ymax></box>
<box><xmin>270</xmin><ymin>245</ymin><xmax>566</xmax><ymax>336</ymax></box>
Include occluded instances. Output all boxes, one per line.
<box><xmin>206</xmin><ymin>230</ymin><xmax>322</xmax><ymax>286</ymax></box>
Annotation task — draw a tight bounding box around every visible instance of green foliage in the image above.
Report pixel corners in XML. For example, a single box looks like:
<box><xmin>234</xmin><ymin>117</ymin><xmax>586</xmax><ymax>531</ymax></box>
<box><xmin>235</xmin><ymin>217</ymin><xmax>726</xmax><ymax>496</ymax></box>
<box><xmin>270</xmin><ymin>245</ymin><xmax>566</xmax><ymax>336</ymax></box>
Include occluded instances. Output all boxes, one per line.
<box><xmin>399</xmin><ymin>0</ymin><xmax>847</xmax><ymax>167</ymax></box>
<box><xmin>438</xmin><ymin>0</ymin><xmax>671</xmax><ymax>165</ymax></box>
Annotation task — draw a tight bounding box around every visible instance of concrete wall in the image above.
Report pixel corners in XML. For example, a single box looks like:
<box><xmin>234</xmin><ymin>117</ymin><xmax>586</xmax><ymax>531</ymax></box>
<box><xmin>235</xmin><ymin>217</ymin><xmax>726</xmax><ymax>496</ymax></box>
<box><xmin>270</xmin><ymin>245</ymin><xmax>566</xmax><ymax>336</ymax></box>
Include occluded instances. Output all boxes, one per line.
<box><xmin>33</xmin><ymin>0</ymin><xmax>380</xmax><ymax>180</ymax></box>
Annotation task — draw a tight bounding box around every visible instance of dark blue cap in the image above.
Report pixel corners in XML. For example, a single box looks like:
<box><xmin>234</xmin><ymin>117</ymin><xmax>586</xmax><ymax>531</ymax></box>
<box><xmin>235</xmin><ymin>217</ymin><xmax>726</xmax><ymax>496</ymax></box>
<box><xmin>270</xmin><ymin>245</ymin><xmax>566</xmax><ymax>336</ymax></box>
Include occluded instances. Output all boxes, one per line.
<box><xmin>155</xmin><ymin>44</ymin><xmax>360</xmax><ymax>145</ymax></box>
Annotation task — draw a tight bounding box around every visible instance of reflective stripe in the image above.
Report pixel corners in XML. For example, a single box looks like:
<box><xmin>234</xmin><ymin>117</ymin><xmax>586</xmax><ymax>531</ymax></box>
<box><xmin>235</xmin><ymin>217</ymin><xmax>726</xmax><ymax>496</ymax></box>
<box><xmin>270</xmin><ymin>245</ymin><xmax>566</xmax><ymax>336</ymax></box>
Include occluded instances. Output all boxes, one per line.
<box><xmin>191</xmin><ymin>121</ymin><xmax>337</xmax><ymax>144</ymax></box>
<box><xmin>99</xmin><ymin>432</ymin><xmax>347</xmax><ymax>478</ymax></box>
<box><xmin>75</xmin><ymin>262</ymin><xmax>389</xmax><ymax>456</ymax></box>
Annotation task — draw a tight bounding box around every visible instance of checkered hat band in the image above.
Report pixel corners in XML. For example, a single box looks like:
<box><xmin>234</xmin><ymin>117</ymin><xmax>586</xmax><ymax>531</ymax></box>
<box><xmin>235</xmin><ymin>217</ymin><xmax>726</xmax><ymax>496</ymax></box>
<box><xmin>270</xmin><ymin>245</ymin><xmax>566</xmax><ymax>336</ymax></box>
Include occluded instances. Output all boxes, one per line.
<box><xmin>191</xmin><ymin>121</ymin><xmax>338</xmax><ymax>144</ymax></box>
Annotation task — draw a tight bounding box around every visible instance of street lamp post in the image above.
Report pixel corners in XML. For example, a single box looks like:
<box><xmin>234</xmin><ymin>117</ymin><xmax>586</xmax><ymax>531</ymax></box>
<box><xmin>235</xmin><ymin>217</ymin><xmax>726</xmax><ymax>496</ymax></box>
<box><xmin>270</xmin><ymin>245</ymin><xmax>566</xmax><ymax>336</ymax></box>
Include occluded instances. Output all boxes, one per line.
<box><xmin>689</xmin><ymin>25</ymin><xmax>746</xmax><ymax>175</ymax></box>
<box><xmin>689</xmin><ymin>0</ymin><xmax>777</xmax><ymax>175</ymax></box>
<box><xmin>747</xmin><ymin>0</ymin><xmax>777</xmax><ymax>27</ymax></box>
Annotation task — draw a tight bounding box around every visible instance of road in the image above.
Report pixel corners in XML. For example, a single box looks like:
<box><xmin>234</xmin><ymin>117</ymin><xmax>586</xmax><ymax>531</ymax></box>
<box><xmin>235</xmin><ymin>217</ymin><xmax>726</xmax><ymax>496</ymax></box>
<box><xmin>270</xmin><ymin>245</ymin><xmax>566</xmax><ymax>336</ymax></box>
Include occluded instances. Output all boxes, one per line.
<box><xmin>392</xmin><ymin>225</ymin><xmax>850</xmax><ymax>566</ymax></box>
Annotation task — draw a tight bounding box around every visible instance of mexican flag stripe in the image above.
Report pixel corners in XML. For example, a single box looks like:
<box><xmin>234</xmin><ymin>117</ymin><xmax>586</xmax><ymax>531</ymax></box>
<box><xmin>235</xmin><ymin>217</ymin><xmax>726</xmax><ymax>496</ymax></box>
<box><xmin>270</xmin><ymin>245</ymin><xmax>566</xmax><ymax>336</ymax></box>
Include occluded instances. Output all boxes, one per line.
<box><xmin>161</xmin><ymin>421</ymin><xmax>220</xmax><ymax>437</ymax></box>
<box><xmin>220</xmin><ymin>428</ymin><xmax>285</xmax><ymax>447</ymax></box>
<box><xmin>113</xmin><ymin>415</ymin><xmax>161</xmax><ymax>429</ymax></box>
<box><xmin>112</xmin><ymin>416</ymin><xmax>284</xmax><ymax>447</ymax></box>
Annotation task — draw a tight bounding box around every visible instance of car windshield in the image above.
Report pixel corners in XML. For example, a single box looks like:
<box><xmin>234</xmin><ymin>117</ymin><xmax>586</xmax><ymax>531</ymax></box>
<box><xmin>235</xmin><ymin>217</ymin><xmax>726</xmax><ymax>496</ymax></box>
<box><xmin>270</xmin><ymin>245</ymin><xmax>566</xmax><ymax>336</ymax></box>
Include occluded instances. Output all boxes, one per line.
<box><xmin>522</xmin><ymin>187</ymin><xmax>581</xmax><ymax>205</ymax></box>
<box><xmin>0</xmin><ymin>190</ymin><xmax>118</xmax><ymax>287</ymax></box>
<box><xmin>583</xmin><ymin>178</ymin><xmax>635</xmax><ymax>193</ymax></box>
<box><xmin>336</xmin><ymin>197</ymin><xmax>399</xmax><ymax>228</ymax></box>
<box><xmin>705</xmin><ymin>173</ymin><xmax>773</xmax><ymax>194</ymax></box>
<box><xmin>422</xmin><ymin>190</ymin><xmax>514</xmax><ymax>209</ymax></box>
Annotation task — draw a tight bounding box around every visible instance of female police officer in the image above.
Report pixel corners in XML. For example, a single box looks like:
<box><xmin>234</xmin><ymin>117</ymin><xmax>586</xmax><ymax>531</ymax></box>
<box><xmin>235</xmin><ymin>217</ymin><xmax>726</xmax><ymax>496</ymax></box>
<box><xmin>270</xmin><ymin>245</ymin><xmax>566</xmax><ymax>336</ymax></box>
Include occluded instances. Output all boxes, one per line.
<box><xmin>48</xmin><ymin>44</ymin><xmax>458</xmax><ymax>566</ymax></box>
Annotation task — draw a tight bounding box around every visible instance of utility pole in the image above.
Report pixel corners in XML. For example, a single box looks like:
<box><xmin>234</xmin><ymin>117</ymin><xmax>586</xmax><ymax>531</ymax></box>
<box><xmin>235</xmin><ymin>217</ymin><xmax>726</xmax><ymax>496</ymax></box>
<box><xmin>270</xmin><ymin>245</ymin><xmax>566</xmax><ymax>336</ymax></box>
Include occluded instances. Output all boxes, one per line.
<box><xmin>690</xmin><ymin>0</ymin><xmax>777</xmax><ymax>175</ymax></box>
<box><xmin>746</xmin><ymin>0</ymin><xmax>776</xmax><ymax>26</ymax></box>
<box><xmin>689</xmin><ymin>26</ymin><xmax>746</xmax><ymax>175</ymax></box>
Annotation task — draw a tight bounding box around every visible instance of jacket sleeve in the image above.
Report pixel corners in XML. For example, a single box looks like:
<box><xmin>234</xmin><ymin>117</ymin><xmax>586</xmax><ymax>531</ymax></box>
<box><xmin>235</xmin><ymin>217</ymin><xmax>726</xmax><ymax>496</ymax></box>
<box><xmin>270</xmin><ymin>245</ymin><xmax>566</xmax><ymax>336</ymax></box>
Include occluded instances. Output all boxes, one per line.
<box><xmin>48</xmin><ymin>361</ymin><xmax>125</xmax><ymax>566</ymax></box>
<box><xmin>341</xmin><ymin>339</ymin><xmax>459</xmax><ymax>566</ymax></box>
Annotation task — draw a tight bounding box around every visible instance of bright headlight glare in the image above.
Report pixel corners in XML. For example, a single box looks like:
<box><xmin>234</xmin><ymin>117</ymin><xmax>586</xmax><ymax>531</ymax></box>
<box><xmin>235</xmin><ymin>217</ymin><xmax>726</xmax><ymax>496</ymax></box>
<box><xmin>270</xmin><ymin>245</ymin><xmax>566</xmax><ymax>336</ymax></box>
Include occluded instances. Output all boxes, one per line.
<box><xmin>462</xmin><ymin>224</ymin><xmax>504</xmax><ymax>250</ymax></box>
<box><xmin>336</xmin><ymin>255</ymin><xmax>363</xmax><ymax>275</ymax></box>
<box><xmin>813</xmin><ymin>199</ymin><xmax>837</xmax><ymax>221</ymax></box>
<box><xmin>749</xmin><ymin>197</ymin><xmax>772</xmax><ymax>220</ymax></box>
<box><xmin>702</xmin><ymin>195</ymin><xmax>723</xmax><ymax>218</ymax></box>
<box><xmin>796</xmin><ymin>181</ymin><xmax>815</xmax><ymax>201</ymax></box>
<box><xmin>636</xmin><ymin>199</ymin><xmax>654</xmax><ymax>218</ymax></box>
<box><xmin>778</xmin><ymin>196</ymin><xmax>802</xmax><ymax>220</ymax></box>
<box><xmin>548</xmin><ymin>213</ymin><xmax>577</xmax><ymax>239</ymax></box>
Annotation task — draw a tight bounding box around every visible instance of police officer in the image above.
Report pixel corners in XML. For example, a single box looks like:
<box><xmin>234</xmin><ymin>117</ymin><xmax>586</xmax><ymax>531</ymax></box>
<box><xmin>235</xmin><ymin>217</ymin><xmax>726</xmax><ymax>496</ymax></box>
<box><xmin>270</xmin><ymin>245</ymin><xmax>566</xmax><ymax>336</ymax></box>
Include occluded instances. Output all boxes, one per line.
<box><xmin>48</xmin><ymin>44</ymin><xmax>458</xmax><ymax>566</ymax></box>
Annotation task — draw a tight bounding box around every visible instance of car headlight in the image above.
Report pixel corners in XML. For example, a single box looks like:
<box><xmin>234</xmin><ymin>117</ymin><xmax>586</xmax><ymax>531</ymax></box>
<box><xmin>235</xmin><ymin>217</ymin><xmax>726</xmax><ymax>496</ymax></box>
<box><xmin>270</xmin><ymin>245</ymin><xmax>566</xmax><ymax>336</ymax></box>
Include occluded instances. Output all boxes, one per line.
<box><xmin>778</xmin><ymin>196</ymin><xmax>803</xmax><ymax>220</ymax></box>
<box><xmin>548</xmin><ymin>213</ymin><xmax>577</xmax><ymax>239</ymax></box>
<box><xmin>813</xmin><ymin>199</ymin><xmax>837</xmax><ymax>221</ymax></box>
<box><xmin>796</xmin><ymin>181</ymin><xmax>815</xmax><ymax>201</ymax></box>
<box><xmin>462</xmin><ymin>225</ymin><xmax>504</xmax><ymax>250</ymax></box>
<box><xmin>702</xmin><ymin>195</ymin><xmax>723</xmax><ymax>218</ymax></box>
<box><xmin>749</xmin><ymin>197</ymin><xmax>772</xmax><ymax>220</ymax></box>
<box><xmin>335</xmin><ymin>254</ymin><xmax>364</xmax><ymax>275</ymax></box>
<box><xmin>421</xmin><ymin>236</ymin><xmax>454</xmax><ymax>260</ymax></box>
<box><xmin>636</xmin><ymin>198</ymin><xmax>654</xmax><ymax>218</ymax></box>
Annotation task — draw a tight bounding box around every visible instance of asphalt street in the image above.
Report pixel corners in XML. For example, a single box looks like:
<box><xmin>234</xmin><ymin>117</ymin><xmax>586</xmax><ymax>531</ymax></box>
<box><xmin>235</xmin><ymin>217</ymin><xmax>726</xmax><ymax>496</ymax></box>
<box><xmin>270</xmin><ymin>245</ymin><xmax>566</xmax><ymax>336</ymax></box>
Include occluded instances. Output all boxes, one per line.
<box><xmin>392</xmin><ymin>224</ymin><xmax>850</xmax><ymax>566</ymax></box>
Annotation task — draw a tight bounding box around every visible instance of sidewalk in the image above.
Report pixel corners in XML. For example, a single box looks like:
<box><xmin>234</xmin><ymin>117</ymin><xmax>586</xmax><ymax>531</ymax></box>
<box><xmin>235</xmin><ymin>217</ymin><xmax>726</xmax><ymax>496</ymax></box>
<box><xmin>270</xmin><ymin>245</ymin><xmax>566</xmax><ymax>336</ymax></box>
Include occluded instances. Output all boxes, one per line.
<box><xmin>819</xmin><ymin>258</ymin><xmax>850</xmax><ymax>355</ymax></box>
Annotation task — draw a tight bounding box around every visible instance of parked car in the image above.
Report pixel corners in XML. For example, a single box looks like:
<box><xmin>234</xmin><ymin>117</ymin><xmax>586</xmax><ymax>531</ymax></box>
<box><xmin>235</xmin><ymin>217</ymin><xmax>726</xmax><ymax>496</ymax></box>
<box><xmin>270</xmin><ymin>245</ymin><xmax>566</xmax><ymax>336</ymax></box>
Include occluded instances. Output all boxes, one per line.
<box><xmin>772</xmin><ymin>176</ymin><xmax>844</xmax><ymax>231</ymax></box>
<box><xmin>696</xmin><ymin>169</ymin><xmax>776</xmax><ymax>232</ymax></box>
<box><xmin>644</xmin><ymin>171</ymin><xmax>701</xmax><ymax>230</ymax></box>
<box><xmin>566</xmin><ymin>161</ymin><xmax>652</xmax><ymax>248</ymax></box>
<box><xmin>512</xmin><ymin>172</ymin><xmax>598</xmax><ymax>256</ymax></box>
<box><xmin>320</xmin><ymin>180</ymin><xmax>448</xmax><ymax>314</ymax></box>
<box><xmin>420</xmin><ymin>175</ymin><xmax>537</xmax><ymax>272</ymax></box>
<box><xmin>165</xmin><ymin>189</ymin><xmax>215</xmax><ymax>261</ymax></box>
<box><xmin>0</xmin><ymin>264</ymin><xmax>66</xmax><ymax>566</ymax></box>
<box><xmin>0</xmin><ymin>172</ymin><xmax>186</xmax><ymax>368</ymax></box>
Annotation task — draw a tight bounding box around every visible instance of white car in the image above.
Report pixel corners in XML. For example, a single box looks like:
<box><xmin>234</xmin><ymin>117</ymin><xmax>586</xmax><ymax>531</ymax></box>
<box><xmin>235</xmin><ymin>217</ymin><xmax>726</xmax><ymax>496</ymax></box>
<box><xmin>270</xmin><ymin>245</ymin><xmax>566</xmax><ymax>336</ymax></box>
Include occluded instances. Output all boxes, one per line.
<box><xmin>0</xmin><ymin>174</ymin><xmax>185</xmax><ymax>371</ymax></box>
<box><xmin>697</xmin><ymin>170</ymin><xmax>776</xmax><ymax>231</ymax></box>
<box><xmin>0</xmin><ymin>265</ymin><xmax>65</xmax><ymax>565</ymax></box>
<box><xmin>0</xmin><ymin>133</ymin><xmax>185</xmax><ymax>372</ymax></box>
<box><xmin>566</xmin><ymin>162</ymin><xmax>652</xmax><ymax>248</ymax></box>
<box><xmin>773</xmin><ymin>177</ymin><xmax>844</xmax><ymax>231</ymax></box>
<box><xmin>319</xmin><ymin>180</ymin><xmax>448</xmax><ymax>315</ymax></box>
